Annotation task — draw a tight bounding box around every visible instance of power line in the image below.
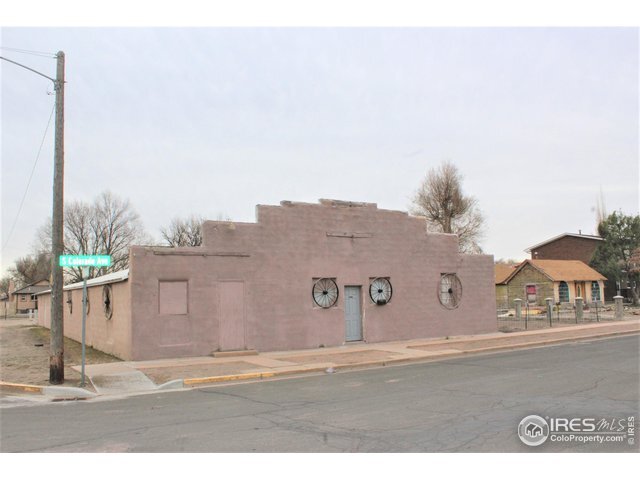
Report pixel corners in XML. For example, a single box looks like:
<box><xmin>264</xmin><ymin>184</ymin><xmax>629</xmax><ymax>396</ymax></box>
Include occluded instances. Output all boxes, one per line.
<box><xmin>2</xmin><ymin>101</ymin><xmax>56</xmax><ymax>251</ymax></box>
<box><xmin>0</xmin><ymin>46</ymin><xmax>56</xmax><ymax>58</ymax></box>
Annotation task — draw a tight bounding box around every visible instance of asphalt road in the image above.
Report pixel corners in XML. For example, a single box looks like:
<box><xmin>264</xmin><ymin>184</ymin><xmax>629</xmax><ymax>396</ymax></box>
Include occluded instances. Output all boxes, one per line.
<box><xmin>1</xmin><ymin>335</ymin><xmax>638</xmax><ymax>452</ymax></box>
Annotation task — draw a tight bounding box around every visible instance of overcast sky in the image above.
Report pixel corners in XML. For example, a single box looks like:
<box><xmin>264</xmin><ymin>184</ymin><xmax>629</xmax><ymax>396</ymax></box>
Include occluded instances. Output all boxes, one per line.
<box><xmin>1</xmin><ymin>27</ymin><xmax>638</xmax><ymax>275</ymax></box>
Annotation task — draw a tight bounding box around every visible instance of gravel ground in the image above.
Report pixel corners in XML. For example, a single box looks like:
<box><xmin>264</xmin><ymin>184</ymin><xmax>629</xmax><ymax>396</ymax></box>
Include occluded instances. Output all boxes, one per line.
<box><xmin>0</xmin><ymin>316</ymin><xmax>120</xmax><ymax>388</ymax></box>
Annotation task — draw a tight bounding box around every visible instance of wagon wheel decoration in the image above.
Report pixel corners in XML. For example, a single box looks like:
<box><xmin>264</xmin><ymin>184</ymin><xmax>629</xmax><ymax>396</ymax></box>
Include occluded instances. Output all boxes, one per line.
<box><xmin>369</xmin><ymin>277</ymin><xmax>392</xmax><ymax>305</ymax></box>
<box><xmin>439</xmin><ymin>273</ymin><xmax>462</xmax><ymax>309</ymax></box>
<box><xmin>312</xmin><ymin>278</ymin><xmax>339</xmax><ymax>308</ymax></box>
<box><xmin>66</xmin><ymin>290</ymin><xmax>73</xmax><ymax>314</ymax></box>
<box><xmin>102</xmin><ymin>285</ymin><xmax>113</xmax><ymax>319</ymax></box>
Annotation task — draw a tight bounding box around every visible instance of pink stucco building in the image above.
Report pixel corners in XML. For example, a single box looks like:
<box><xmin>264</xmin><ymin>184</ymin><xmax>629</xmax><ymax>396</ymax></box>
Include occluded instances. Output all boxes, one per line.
<box><xmin>37</xmin><ymin>199</ymin><xmax>496</xmax><ymax>361</ymax></box>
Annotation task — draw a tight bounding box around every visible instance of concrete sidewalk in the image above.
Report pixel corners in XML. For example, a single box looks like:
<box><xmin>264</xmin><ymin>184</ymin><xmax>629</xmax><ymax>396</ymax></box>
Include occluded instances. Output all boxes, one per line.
<box><xmin>2</xmin><ymin>319</ymin><xmax>639</xmax><ymax>401</ymax></box>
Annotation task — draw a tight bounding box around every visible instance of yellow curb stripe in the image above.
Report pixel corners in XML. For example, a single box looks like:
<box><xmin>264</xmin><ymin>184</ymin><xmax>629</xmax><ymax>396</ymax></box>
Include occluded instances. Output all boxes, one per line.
<box><xmin>0</xmin><ymin>382</ymin><xmax>43</xmax><ymax>393</ymax></box>
<box><xmin>184</xmin><ymin>371</ymin><xmax>275</xmax><ymax>386</ymax></box>
<box><xmin>183</xmin><ymin>366</ymin><xmax>330</xmax><ymax>386</ymax></box>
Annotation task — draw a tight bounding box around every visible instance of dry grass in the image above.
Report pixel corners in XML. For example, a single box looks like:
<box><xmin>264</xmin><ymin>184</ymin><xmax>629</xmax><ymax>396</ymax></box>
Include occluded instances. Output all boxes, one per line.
<box><xmin>0</xmin><ymin>318</ymin><xmax>119</xmax><ymax>387</ymax></box>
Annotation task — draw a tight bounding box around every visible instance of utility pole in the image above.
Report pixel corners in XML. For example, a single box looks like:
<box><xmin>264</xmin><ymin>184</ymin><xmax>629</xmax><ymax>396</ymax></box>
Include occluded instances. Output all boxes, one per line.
<box><xmin>50</xmin><ymin>51</ymin><xmax>65</xmax><ymax>384</ymax></box>
<box><xmin>0</xmin><ymin>51</ymin><xmax>65</xmax><ymax>384</ymax></box>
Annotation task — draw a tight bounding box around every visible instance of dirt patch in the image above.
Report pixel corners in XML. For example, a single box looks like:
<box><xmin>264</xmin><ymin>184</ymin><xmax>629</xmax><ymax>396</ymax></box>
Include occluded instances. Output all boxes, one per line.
<box><xmin>0</xmin><ymin>317</ymin><xmax>120</xmax><ymax>388</ymax></box>
<box><xmin>140</xmin><ymin>361</ymin><xmax>265</xmax><ymax>384</ymax></box>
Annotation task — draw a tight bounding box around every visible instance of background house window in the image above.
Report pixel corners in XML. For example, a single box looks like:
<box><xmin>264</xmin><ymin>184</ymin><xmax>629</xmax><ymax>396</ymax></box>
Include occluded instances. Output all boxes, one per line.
<box><xmin>559</xmin><ymin>281</ymin><xmax>570</xmax><ymax>303</ymax></box>
<box><xmin>159</xmin><ymin>281</ymin><xmax>188</xmax><ymax>315</ymax></box>
<box><xmin>591</xmin><ymin>281</ymin><xmax>601</xmax><ymax>302</ymax></box>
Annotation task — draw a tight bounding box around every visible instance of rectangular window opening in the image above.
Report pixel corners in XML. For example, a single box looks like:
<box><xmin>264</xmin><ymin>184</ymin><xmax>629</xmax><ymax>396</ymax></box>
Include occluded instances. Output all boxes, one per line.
<box><xmin>159</xmin><ymin>280</ymin><xmax>188</xmax><ymax>315</ymax></box>
<box><xmin>525</xmin><ymin>284</ymin><xmax>537</xmax><ymax>305</ymax></box>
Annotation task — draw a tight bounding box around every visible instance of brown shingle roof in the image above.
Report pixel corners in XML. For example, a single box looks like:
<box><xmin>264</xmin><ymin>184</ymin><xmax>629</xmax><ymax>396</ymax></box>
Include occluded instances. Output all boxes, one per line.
<box><xmin>495</xmin><ymin>264</ymin><xmax>518</xmax><ymax>284</ymax></box>
<box><xmin>522</xmin><ymin>259</ymin><xmax>606</xmax><ymax>282</ymax></box>
<box><xmin>11</xmin><ymin>282</ymin><xmax>51</xmax><ymax>295</ymax></box>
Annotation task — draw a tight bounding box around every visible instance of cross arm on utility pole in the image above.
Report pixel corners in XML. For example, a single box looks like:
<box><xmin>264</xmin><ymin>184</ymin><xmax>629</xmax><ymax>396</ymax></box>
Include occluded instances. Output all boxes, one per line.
<box><xmin>0</xmin><ymin>55</ymin><xmax>56</xmax><ymax>83</ymax></box>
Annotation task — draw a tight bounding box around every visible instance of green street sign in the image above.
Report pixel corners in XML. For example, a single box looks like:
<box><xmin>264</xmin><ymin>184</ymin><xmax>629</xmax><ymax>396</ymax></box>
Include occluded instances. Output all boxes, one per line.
<box><xmin>59</xmin><ymin>255</ymin><xmax>112</xmax><ymax>268</ymax></box>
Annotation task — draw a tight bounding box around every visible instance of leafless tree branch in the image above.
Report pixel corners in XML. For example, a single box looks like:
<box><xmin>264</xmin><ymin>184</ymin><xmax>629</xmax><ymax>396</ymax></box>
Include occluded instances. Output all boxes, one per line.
<box><xmin>411</xmin><ymin>160</ymin><xmax>485</xmax><ymax>254</ymax></box>
<box><xmin>160</xmin><ymin>215</ymin><xmax>205</xmax><ymax>247</ymax></box>
<box><xmin>33</xmin><ymin>191</ymin><xmax>150</xmax><ymax>283</ymax></box>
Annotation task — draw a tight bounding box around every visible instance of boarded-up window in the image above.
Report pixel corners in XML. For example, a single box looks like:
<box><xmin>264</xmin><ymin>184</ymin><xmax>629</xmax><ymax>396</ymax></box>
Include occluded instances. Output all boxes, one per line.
<box><xmin>525</xmin><ymin>284</ymin><xmax>537</xmax><ymax>305</ymax></box>
<box><xmin>159</xmin><ymin>281</ymin><xmax>188</xmax><ymax>315</ymax></box>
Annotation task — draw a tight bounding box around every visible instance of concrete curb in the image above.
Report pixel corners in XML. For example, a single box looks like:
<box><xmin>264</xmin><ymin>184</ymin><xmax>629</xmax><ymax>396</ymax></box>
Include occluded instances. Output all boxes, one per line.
<box><xmin>352</xmin><ymin>328</ymin><xmax>640</xmax><ymax>370</ymax></box>
<box><xmin>183</xmin><ymin>366</ymin><xmax>330</xmax><ymax>387</ymax></box>
<box><xmin>157</xmin><ymin>379</ymin><xmax>185</xmax><ymax>390</ymax></box>
<box><xmin>0</xmin><ymin>382</ymin><xmax>44</xmax><ymax>394</ymax></box>
<box><xmin>184</xmin><ymin>371</ymin><xmax>278</xmax><ymax>386</ymax></box>
<box><xmin>0</xmin><ymin>382</ymin><xmax>96</xmax><ymax>400</ymax></box>
<box><xmin>180</xmin><ymin>327</ymin><xmax>640</xmax><ymax>387</ymax></box>
<box><xmin>42</xmin><ymin>386</ymin><xmax>96</xmax><ymax>400</ymax></box>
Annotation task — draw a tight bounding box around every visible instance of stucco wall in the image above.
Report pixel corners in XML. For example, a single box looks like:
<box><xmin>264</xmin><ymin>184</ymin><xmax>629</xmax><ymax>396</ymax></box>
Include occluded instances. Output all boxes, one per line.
<box><xmin>554</xmin><ymin>280</ymin><xmax>605</xmax><ymax>304</ymax></box>
<box><xmin>129</xmin><ymin>200</ymin><xmax>496</xmax><ymax>360</ymax></box>
<box><xmin>37</xmin><ymin>280</ymin><xmax>132</xmax><ymax>360</ymax></box>
<box><xmin>37</xmin><ymin>294</ymin><xmax>50</xmax><ymax>328</ymax></box>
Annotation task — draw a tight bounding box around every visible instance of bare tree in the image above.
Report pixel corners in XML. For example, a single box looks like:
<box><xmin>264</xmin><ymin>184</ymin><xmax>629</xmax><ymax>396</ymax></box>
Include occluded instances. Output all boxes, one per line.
<box><xmin>160</xmin><ymin>215</ymin><xmax>205</xmax><ymax>247</ymax></box>
<box><xmin>0</xmin><ymin>276</ymin><xmax>11</xmax><ymax>297</ymax></box>
<box><xmin>495</xmin><ymin>258</ymin><xmax>520</xmax><ymax>265</ymax></box>
<box><xmin>411</xmin><ymin>161</ymin><xmax>485</xmax><ymax>254</ymax></box>
<box><xmin>7</xmin><ymin>252</ymin><xmax>52</xmax><ymax>287</ymax></box>
<box><xmin>91</xmin><ymin>191</ymin><xmax>151</xmax><ymax>273</ymax></box>
<box><xmin>32</xmin><ymin>221</ymin><xmax>53</xmax><ymax>257</ymax></box>
<box><xmin>34</xmin><ymin>191</ymin><xmax>150</xmax><ymax>283</ymax></box>
<box><xmin>64</xmin><ymin>201</ymin><xmax>94</xmax><ymax>258</ymax></box>
<box><xmin>594</xmin><ymin>187</ymin><xmax>607</xmax><ymax>229</ymax></box>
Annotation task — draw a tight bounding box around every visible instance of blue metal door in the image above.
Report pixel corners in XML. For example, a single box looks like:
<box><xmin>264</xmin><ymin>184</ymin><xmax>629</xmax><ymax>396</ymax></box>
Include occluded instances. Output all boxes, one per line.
<box><xmin>345</xmin><ymin>286</ymin><xmax>362</xmax><ymax>341</ymax></box>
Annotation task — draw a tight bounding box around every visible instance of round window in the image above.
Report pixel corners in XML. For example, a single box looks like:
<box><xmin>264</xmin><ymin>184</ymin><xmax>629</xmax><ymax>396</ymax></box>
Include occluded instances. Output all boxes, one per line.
<box><xmin>102</xmin><ymin>285</ymin><xmax>113</xmax><ymax>319</ymax></box>
<box><xmin>66</xmin><ymin>290</ymin><xmax>72</xmax><ymax>314</ymax></box>
<box><xmin>312</xmin><ymin>278</ymin><xmax>339</xmax><ymax>308</ymax></box>
<box><xmin>369</xmin><ymin>277</ymin><xmax>392</xmax><ymax>305</ymax></box>
<box><xmin>439</xmin><ymin>273</ymin><xmax>462</xmax><ymax>309</ymax></box>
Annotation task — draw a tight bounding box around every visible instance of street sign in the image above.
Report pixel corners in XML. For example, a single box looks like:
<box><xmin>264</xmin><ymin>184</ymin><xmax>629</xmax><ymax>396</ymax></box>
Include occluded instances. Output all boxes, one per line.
<box><xmin>57</xmin><ymin>254</ymin><xmax>111</xmax><ymax>387</ymax></box>
<box><xmin>59</xmin><ymin>255</ymin><xmax>111</xmax><ymax>268</ymax></box>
